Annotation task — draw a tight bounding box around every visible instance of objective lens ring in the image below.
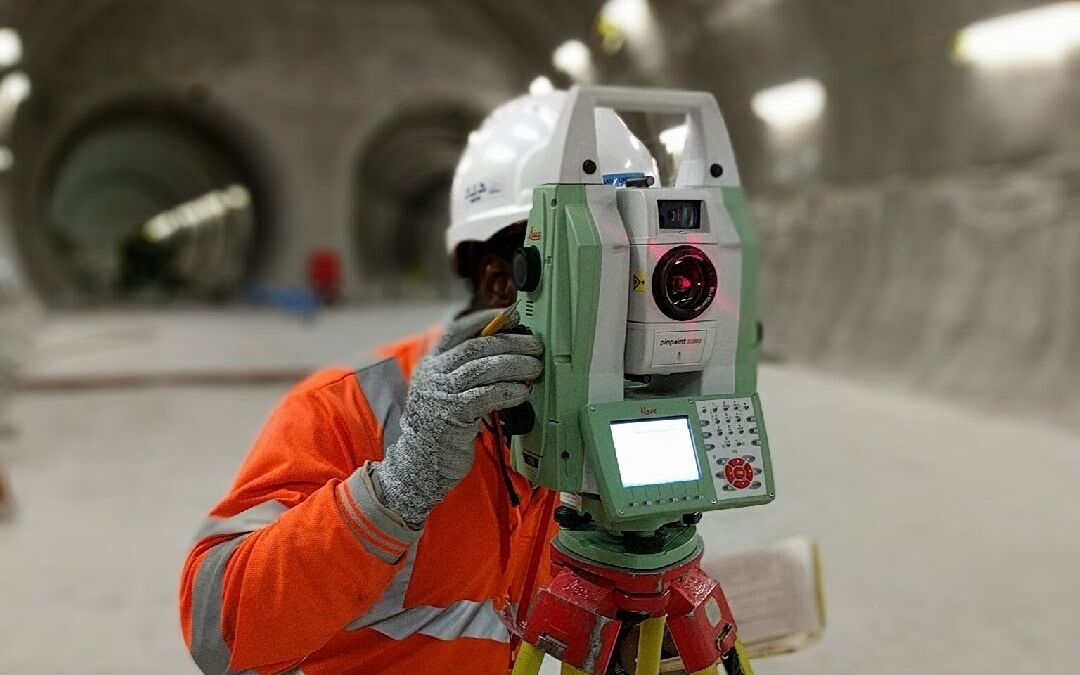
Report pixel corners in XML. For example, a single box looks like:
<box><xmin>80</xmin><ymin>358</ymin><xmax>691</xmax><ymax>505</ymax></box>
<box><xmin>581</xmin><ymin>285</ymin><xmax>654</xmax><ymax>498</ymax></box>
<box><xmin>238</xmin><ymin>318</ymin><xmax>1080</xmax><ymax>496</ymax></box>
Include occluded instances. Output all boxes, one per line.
<box><xmin>651</xmin><ymin>245</ymin><xmax>717</xmax><ymax>321</ymax></box>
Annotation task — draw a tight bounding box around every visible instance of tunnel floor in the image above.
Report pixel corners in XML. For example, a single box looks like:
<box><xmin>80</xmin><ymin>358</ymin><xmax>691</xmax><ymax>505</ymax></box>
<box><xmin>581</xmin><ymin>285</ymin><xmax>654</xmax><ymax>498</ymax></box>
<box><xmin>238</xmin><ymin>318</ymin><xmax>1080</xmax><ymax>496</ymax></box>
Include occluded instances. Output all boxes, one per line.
<box><xmin>1</xmin><ymin>311</ymin><xmax>1078</xmax><ymax>674</ymax></box>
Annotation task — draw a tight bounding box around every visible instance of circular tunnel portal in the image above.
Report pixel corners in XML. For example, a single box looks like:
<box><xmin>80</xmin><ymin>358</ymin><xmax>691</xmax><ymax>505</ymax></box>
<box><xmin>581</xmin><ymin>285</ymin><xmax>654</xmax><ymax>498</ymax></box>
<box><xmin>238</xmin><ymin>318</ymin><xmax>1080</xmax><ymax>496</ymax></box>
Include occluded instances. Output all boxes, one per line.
<box><xmin>42</xmin><ymin>113</ymin><xmax>264</xmax><ymax>304</ymax></box>
<box><xmin>354</xmin><ymin>105</ymin><xmax>481</xmax><ymax>301</ymax></box>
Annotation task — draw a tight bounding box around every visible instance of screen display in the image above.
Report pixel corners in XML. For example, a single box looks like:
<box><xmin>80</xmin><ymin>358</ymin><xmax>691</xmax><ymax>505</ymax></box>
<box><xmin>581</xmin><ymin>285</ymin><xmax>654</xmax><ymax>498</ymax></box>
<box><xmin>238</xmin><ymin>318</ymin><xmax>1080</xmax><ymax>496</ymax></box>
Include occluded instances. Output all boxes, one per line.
<box><xmin>657</xmin><ymin>200</ymin><xmax>702</xmax><ymax>230</ymax></box>
<box><xmin>610</xmin><ymin>416</ymin><xmax>701</xmax><ymax>487</ymax></box>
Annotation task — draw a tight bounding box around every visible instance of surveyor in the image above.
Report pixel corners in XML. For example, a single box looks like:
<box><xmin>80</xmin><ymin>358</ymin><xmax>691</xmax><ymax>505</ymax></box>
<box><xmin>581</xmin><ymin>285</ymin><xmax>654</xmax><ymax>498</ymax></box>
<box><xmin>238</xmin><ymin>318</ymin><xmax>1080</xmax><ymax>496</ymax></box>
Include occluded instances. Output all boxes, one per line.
<box><xmin>179</xmin><ymin>91</ymin><xmax>659</xmax><ymax>674</ymax></box>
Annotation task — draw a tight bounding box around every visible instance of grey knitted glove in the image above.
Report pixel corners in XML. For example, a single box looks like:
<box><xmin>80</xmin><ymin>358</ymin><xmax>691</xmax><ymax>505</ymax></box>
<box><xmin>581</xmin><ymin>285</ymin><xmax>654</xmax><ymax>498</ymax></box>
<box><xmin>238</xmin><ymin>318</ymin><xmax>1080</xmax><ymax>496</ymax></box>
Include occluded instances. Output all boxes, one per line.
<box><xmin>373</xmin><ymin>308</ymin><xmax>542</xmax><ymax>528</ymax></box>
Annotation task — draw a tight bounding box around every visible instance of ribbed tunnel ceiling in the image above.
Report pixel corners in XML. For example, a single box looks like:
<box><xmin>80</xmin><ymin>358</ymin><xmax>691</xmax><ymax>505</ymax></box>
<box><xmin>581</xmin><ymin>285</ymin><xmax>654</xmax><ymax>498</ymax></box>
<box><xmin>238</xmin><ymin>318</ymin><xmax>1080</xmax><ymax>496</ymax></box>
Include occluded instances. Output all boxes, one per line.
<box><xmin>4</xmin><ymin>0</ymin><xmax>602</xmax><ymax>79</ymax></box>
<box><xmin>0</xmin><ymin>0</ymin><xmax>1072</xmax><ymax>306</ymax></box>
<box><xmin>6</xmin><ymin>0</ymin><xmax>1059</xmax><ymax>184</ymax></box>
<box><xmin>6</xmin><ymin>0</ymin><xmax>1046</xmax><ymax>92</ymax></box>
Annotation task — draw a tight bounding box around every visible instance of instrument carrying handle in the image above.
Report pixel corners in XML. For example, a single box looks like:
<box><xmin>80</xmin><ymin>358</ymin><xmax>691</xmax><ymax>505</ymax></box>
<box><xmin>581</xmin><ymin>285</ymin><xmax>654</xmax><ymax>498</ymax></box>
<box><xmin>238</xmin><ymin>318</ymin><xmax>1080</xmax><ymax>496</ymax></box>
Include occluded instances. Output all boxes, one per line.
<box><xmin>549</xmin><ymin>84</ymin><xmax>740</xmax><ymax>188</ymax></box>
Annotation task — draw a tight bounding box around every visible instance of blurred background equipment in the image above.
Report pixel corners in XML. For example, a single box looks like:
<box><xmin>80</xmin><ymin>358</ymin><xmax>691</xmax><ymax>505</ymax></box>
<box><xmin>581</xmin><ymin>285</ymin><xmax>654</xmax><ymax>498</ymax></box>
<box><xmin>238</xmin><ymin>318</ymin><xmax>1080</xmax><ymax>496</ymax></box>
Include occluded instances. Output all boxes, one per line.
<box><xmin>0</xmin><ymin>0</ymin><xmax>1078</xmax><ymax>674</ymax></box>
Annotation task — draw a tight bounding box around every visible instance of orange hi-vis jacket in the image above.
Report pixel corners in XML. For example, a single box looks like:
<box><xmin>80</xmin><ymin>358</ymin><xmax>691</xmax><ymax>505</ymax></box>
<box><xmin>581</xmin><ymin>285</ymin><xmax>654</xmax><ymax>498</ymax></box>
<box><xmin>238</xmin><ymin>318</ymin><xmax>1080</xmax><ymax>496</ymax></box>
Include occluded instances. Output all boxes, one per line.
<box><xmin>179</xmin><ymin>331</ymin><xmax>557</xmax><ymax>674</ymax></box>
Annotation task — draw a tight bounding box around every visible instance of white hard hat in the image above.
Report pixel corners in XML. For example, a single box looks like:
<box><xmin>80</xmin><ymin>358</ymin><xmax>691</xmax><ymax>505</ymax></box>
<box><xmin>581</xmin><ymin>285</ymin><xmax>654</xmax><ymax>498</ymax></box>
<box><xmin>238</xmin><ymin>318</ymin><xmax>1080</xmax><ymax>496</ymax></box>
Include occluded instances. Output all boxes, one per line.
<box><xmin>447</xmin><ymin>91</ymin><xmax>658</xmax><ymax>256</ymax></box>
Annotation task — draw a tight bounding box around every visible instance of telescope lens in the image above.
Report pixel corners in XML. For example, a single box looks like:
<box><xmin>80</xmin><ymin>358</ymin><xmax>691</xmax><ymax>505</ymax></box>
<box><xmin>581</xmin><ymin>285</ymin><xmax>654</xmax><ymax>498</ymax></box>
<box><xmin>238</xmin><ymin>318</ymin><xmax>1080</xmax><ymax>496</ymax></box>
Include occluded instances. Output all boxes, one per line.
<box><xmin>652</xmin><ymin>245</ymin><xmax>717</xmax><ymax>321</ymax></box>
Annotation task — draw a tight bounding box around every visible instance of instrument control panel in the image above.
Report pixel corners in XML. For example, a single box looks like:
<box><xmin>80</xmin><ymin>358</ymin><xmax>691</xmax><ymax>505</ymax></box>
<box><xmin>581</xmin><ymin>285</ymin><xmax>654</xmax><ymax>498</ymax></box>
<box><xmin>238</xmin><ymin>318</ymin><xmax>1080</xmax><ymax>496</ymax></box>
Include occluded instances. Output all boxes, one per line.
<box><xmin>695</xmin><ymin>396</ymin><xmax>771</xmax><ymax>503</ymax></box>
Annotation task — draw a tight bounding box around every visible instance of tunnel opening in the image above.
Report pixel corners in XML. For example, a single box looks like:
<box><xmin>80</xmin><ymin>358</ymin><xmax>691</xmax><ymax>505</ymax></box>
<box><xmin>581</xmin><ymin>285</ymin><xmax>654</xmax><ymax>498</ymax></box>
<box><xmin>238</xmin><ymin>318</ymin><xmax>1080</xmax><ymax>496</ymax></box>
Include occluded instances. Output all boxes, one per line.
<box><xmin>354</xmin><ymin>104</ymin><xmax>482</xmax><ymax>302</ymax></box>
<box><xmin>39</xmin><ymin>109</ymin><xmax>267</xmax><ymax>305</ymax></box>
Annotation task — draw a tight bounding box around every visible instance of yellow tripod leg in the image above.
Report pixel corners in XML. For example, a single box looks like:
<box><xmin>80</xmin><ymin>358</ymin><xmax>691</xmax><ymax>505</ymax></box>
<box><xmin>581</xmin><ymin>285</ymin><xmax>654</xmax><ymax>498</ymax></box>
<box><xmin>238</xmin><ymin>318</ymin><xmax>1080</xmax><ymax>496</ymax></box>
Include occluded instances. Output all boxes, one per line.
<box><xmin>635</xmin><ymin>616</ymin><xmax>666</xmax><ymax>675</ymax></box>
<box><xmin>688</xmin><ymin>639</ymin><xmax>755</xmax><ymax>675</ymax></box>
<box><xmin>732</xmin><ymin>639</ymin><xmax>755</xmax><ymax>675</ymax></box>
<box><xmin>511</xmin><ymin>642</ymin><xmax>546</xmax><ymax>675</ymax></box>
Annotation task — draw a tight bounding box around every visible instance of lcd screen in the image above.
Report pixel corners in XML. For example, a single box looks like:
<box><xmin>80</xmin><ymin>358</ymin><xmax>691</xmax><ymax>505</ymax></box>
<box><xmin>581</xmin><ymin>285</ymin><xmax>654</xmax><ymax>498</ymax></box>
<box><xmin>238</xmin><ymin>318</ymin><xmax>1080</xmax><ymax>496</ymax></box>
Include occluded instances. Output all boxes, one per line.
<box><xmin>610</xmin><ymin>416</ymin><xmax>701</xmax><ymax>487</ymax></box>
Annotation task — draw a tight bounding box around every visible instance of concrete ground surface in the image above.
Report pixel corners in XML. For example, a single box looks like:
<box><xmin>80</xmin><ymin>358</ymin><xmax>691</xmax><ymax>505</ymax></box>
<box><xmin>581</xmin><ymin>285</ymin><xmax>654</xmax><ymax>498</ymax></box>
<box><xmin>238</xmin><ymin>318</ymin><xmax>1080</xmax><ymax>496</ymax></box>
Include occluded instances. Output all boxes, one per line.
<box><xmin>17</xmin><ymin>304</ymin><xmax>452</xmax><ymax>384</ymax></box>
<box><xmin>2</xmin><ymin>312</ymin><xmax>1079</xmax><ymax>674</ymax></box>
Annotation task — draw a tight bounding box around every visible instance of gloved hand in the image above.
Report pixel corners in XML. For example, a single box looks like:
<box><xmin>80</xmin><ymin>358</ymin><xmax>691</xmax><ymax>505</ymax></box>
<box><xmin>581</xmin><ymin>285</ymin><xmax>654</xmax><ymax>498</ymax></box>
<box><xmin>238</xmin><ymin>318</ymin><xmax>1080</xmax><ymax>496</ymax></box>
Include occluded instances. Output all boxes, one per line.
<box><xmin>373</xmin><ymin>307</ymin><xmax>543</xmax><ymax>528</ymax></box>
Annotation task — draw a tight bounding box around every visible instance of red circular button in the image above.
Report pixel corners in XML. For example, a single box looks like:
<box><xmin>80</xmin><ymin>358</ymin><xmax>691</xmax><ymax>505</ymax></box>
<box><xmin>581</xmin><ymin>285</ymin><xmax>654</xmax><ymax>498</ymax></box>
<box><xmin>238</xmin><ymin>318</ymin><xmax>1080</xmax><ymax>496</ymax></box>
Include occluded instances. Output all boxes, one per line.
<box><xmin>723</xmin><ymin>457</ymin><xmax>752</xmax><ymax>489</ymax></box>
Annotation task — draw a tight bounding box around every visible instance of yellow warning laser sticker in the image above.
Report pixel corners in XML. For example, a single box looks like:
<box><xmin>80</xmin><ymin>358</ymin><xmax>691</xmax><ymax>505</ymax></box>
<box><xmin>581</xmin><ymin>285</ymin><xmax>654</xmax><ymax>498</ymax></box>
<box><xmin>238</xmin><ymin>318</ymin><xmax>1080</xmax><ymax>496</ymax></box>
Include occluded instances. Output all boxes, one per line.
<box><xmin>632</xmin><ymin>271</ymin><xmax>646</xmax><ymax>293</ymax></box>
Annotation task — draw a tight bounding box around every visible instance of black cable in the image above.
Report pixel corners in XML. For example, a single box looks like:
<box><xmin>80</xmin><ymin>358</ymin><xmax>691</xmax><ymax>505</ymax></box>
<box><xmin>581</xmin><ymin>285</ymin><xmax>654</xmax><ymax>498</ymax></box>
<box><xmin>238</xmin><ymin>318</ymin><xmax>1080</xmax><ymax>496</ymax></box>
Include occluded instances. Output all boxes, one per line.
<box><xmin>489</xmin><ymin>414</ymin><xmax>521</xmax><ymax>507</ymax></box>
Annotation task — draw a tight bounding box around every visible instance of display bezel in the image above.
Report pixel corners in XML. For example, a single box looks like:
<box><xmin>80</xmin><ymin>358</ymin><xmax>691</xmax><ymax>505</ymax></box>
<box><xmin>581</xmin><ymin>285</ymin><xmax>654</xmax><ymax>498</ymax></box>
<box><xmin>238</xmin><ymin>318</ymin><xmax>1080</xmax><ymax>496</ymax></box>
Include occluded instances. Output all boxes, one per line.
<box><xmin>580</xmin><ymin>395</ymin><xmax>775</xmax><ymax>524</ymax></box>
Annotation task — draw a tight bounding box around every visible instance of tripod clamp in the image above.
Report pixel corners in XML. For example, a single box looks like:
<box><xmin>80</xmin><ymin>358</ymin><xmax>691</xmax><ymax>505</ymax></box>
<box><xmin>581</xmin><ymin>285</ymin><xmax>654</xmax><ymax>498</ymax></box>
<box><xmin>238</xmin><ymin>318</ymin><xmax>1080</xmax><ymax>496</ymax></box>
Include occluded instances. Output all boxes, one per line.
<box><xmin>510</xmin><ymin>539</ymin><xmax>749</xmax><ymax>675</ymax></box>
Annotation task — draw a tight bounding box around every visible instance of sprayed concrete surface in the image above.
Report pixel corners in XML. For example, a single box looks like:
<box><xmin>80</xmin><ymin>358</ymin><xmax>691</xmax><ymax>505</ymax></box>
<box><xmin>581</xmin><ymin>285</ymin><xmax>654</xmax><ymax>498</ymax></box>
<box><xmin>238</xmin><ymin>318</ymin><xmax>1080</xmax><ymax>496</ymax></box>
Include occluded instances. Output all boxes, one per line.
<box><xmin>753</xmin><ymin>155</ymin><xmax>1080</xmax><ymax>428</ymax></box>
<box><xmin>2</xmin><ymin>360</ymin><xmax>1078</xmax><ymax>674</ymax></box>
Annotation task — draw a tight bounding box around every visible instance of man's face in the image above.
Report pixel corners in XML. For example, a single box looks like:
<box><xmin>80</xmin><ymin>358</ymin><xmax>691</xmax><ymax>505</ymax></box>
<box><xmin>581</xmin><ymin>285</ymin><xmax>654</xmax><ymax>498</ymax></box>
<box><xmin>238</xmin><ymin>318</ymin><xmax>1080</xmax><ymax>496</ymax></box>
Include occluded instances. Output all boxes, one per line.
<box><xmin>463</xmin><ymin>222</ymin><xmax>526</xmax><ymax>311</ymax></box>
<box><xmin>472</xmin><ymin>252</ymin><xmax>517</xmax><ymax>310</ymax></box>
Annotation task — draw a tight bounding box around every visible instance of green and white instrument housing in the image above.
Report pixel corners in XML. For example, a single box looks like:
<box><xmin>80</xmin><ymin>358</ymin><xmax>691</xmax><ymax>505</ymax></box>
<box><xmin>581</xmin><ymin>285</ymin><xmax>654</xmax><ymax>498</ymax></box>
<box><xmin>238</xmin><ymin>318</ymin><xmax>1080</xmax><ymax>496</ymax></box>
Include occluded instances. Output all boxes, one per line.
<box><xmin>509</xmin><ymin>86</ymin><xmax>774</xmax><ymax>563</ymax></box>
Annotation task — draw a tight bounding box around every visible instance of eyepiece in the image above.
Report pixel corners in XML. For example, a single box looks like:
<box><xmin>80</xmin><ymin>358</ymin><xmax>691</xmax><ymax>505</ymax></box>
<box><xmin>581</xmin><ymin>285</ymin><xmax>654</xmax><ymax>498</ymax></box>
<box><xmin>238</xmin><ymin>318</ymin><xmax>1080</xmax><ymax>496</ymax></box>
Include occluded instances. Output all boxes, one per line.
<box><xmin>512</xmin><ymin>246</ymin><xmax>543</xmax><ymax>293</ymax></box>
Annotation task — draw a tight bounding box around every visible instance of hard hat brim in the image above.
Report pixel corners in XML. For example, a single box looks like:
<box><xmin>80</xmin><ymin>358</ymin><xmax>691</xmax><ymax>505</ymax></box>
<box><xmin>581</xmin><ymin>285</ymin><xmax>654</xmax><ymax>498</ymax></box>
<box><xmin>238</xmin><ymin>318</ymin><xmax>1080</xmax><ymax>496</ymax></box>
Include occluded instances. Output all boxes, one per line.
<box><xmin>446</xmin><ymin>203</ymin><xmax>531</xmax><ymax>253</ymax></box>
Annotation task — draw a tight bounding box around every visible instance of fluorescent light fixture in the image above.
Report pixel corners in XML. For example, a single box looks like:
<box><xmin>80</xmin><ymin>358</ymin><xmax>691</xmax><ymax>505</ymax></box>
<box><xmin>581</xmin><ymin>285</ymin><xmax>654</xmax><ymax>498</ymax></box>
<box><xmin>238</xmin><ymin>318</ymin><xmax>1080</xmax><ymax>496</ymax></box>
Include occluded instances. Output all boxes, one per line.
<box><xmin>552</xmin><ymin>39</ymin><xmax>594</xmax><ymax>82</ymax></box>
<box><xmin>599</xmin><ymin>0</ymin><xmax>651</xmax><ymax>50</ymax></box>
<box><xmin>528</xmin><ymin>75</ymin><xmax>554</xmax><ymax>95</ymax></box>
<box><xmin>0</xmin><ymin>28</ymin><xmax>21</xmax><ymax>68</ymax></box>
<box><xmin>0</xmin><ymin>71</ymin><xmax>30</xmax><ymax>104</ymax></box>
<box><xmin>751</xmin><ymin>77</ymin><xmax>826</xmax><ymax>129</ymax></box>
<box><xmin>659</xmin><ymin>123</ymin><xmax>688</xmax><ymax>156</ymax></box>
<box><xmin>144</xmin><ymin>185</ymin><xmax>250</xmax><ymax>243</ymax></box>
<box><xmin>954</xmin><ymin>2</ymin><xmax>1080</xmax><ymax>66</ymax></box>
<box><xmin>598</xmin><ymin>0</ymin><xmax>663</xmax><ymax>70</ymax></box>
<box><xmin>0</xmin><ymin>146</ymin><xmax>12</xmax><ymax>172</ymax></box>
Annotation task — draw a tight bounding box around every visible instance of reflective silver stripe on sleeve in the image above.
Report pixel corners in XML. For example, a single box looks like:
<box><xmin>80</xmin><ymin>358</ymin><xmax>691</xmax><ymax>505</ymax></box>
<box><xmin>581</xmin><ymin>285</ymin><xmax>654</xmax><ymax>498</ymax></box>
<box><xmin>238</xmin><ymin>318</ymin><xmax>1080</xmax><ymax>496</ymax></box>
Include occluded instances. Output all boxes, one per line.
<box><xmin>346</xmin><ymin>542</ymin><xmax>419</xmax><ymax>630</ymax></box>
<box><xmin>355</xmin><ymin>358</ymin><xmax>406</xmax><ymax>450</ymax></box>
<box><xmin>194</xmin><ymin>500</ymin><xmax>289</xmax><ymax>543</ymax></box>
<box><xmin>338</xmin><ymin>467</ymin><xmax>418</xmax><ymax>564</ymax></box>
<box><xmin>372</xmin><ymin>599</ymin><xmax>510</xmax><ymax>642</ymax></box>
<box><xmin>346</xmin><ymin>467</ymin><xmax>415</xmax><ymax>544</ymax></box>
<box><xmin>345</xmin><ymin>544</ymin><xmax>509</xmax><ymax>643</ymax></box>
<box><xmin>190</xmin><ymin>534</ymin><xmax>255</xmax><ymax>675</ymax></box>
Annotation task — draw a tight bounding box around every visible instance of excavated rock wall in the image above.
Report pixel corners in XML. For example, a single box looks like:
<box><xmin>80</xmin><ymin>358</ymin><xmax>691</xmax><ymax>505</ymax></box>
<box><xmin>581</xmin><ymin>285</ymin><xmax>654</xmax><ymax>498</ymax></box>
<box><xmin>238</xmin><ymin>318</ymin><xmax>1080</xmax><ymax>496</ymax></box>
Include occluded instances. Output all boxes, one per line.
<box><xmin>753</xmin><ymin>155</ymin><xmax>1080</xmax><ymax>425</ymax></box>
